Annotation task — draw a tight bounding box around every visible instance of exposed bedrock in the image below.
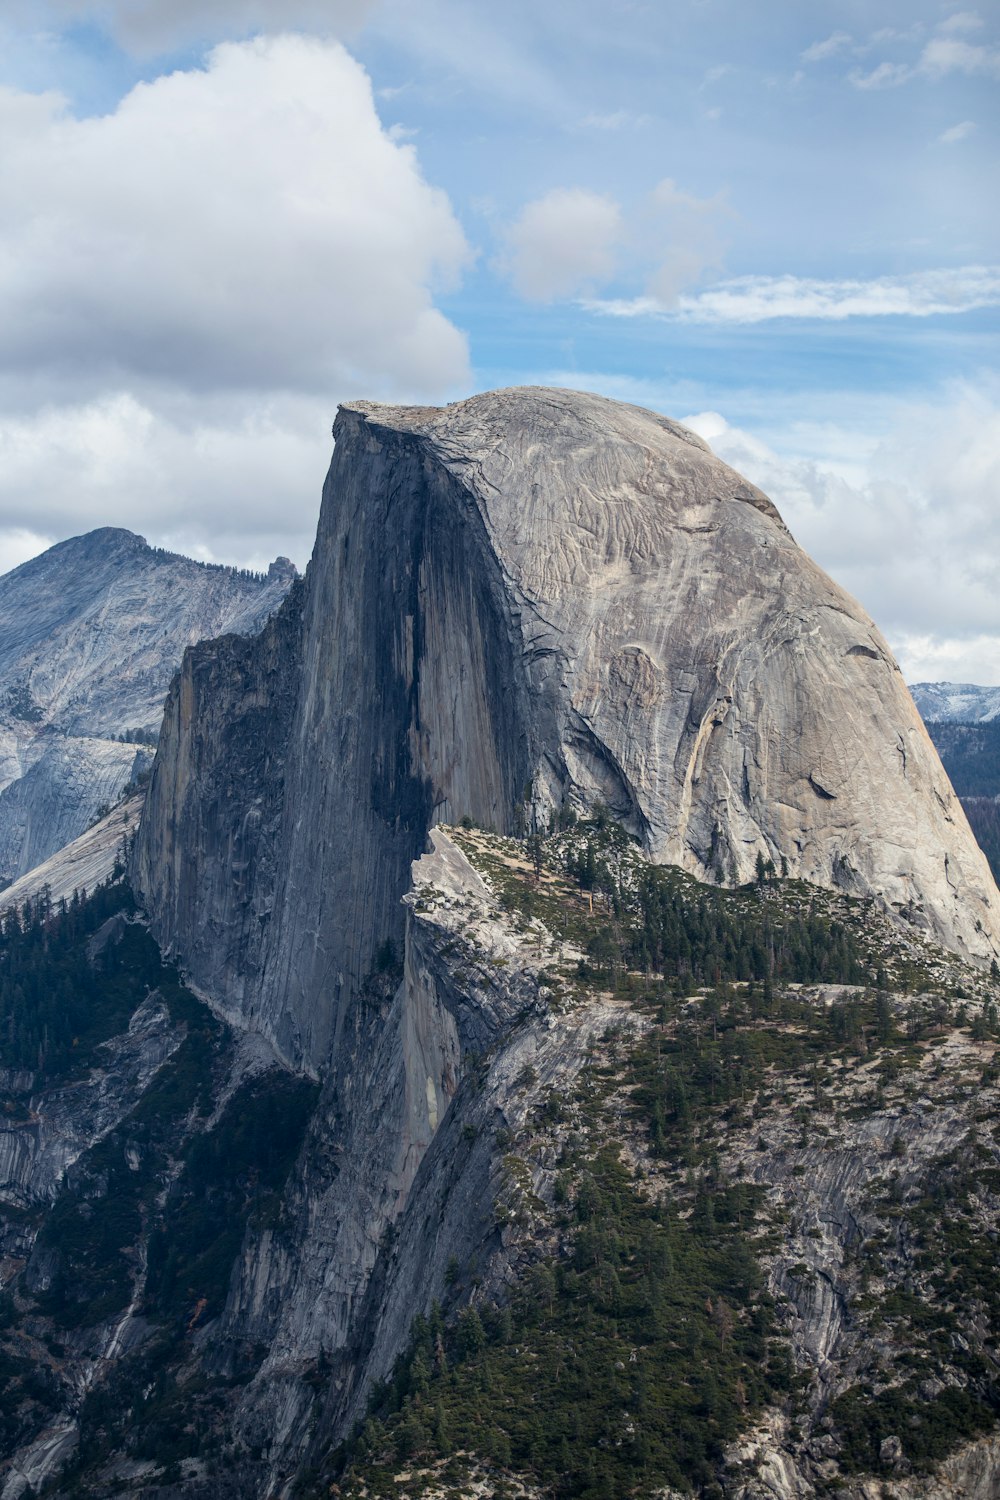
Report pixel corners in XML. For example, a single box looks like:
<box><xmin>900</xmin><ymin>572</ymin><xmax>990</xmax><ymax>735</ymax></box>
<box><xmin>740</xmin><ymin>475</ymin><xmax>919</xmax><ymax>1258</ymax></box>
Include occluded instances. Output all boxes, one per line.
<box><xmin>135</xmin><ymin>387</ymin><xmax>1000</xmax><ymax>1076</ymax></box>
<box><xmin>0</xmin><ymin>527</ymin><xmax>295</xmax><ymax>883</ymax></box>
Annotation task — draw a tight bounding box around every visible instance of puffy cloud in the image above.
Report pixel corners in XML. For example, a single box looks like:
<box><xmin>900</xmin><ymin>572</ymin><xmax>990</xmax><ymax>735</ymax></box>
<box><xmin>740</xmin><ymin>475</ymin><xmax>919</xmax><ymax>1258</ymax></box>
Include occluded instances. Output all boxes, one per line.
<box><xmin>850</xmin><ymin>59</ymin><xmax>915</xmax><ymax>89</ymax></box>
<box><xmin>850</xmin><ymin>27</ymin><xmax>1000</xmax><ymax>88</ymax></box>
<box><xmin>0</xmin><ymin>36</ymin><xmax>471</xmax><ymax>396</ymax></box>
<box><xmin>0</xmin><ymin>390</ymin><xmax>333</xmax><ymax>571</ymax></box>
<box><xmin>586</xmin><ymin>266</ymin><xmax>1000</xmax><ymax>323</ymax></box>
<box><xmin>500</xmin><ymin>188</ymin><xmax>622</xmax><ymax>302</ymax></box>
<box><xmin>681</xmin><ymin>383</ymin><xmax>1000</xmax><ymax>685</ymax></box>
<box><xmin>18</xmin><ymin>0</ymin><xmax>374</xmax><ymax>55</ymax></box>
<box><xmin>940</xmin><ymin>119</ymin><xmax>977</xmax><ymax>143</ymax></box>
<box><xmin>641</xmin><ymin>179</ymin><xmax>728</xmax><ymax>306</ymax></box>
<box><xmin>0</xmin><ymin>35</ymin><xmax>474</xmax><ymax>572</ymax></box>
<box><xmin>939</xmin><ymin>11</ymin><xmax>984</xmax><ymax>35</ymax></box>
<box><xmin>501</xmin><ymin>178</ymin><xmax>727</xmax><ymax>307</ymax></box>
<box><xmin>0</xmin><ymin>528</ymin><xmax>56</xmax><ymax>578</ymax></box>
<box><xmin>920</xmin><ymin>35</ymin><xmax>1000</xmax><ymax>77</ymax></box>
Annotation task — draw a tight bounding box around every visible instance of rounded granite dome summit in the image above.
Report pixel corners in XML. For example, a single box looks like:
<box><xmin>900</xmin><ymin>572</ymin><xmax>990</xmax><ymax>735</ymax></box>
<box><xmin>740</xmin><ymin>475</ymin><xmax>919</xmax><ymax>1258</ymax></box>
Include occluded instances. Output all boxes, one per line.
<box><xmin>336</xmin><ymin>386</ymin><xmax>998</xmax><ymax>964</ymax></box>
<box><xmin>138</xmin><ymin>385</ymin><xmax>999</xmax><ymax>1079</ymax></box>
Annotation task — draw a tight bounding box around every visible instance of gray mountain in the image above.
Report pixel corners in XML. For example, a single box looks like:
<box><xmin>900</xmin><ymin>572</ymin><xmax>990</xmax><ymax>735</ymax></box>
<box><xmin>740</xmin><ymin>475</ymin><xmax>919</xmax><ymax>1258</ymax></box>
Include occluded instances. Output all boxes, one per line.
<box><xmin>4</xmin><ymin>390</ymin><xmax>1000</xmax><ymax>1500</ymax></box>
<box><xmin>911</xmin><ymin>680</ymin><xmax>1000</xmax><ymax>723</ymax></box>
<box><xmin>137</xmin><ymin>388</ymin><xmax>999</xmax><ymax>1077</ymax></box>
<box><xmin>0</xmin><ymin>527</ymin><xmax>295</xmax><ymax>885</ymax></box>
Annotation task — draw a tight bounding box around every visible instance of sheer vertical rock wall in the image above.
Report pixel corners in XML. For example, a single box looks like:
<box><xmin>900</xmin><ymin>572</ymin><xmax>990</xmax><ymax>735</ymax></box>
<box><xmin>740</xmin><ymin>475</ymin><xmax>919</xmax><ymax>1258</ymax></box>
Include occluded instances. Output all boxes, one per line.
<box><xmin>137</xmin><ymin>388</ymin><xmax>1000</xmax><ymax>1080</ymax></box>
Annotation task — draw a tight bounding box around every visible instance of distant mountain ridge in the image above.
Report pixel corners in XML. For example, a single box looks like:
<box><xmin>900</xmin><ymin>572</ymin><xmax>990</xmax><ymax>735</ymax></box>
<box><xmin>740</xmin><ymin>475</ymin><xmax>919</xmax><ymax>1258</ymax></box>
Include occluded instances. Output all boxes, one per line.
<box><xmin>912</xmin><ymin>683</ymin><xmax>1000</xmax><ymax>888</ymax></box>
<box><xmin>0</xmin><ymin>528</ymin><xmax>296</xmax><ymax>884</ymax></box>
<box><xmin>911</xmin><ymin>680</ymin><xmax>1000</xmax><ymax>723</ymax></box>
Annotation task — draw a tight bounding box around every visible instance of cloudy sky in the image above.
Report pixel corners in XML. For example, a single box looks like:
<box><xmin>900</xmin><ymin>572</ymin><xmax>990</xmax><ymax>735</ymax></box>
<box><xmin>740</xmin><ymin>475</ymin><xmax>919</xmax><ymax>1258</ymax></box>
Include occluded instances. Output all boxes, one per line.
<box><xmin>0</xmin><ymin>0</ymin><xmax>997</xmax><ymax>683</ymax></box>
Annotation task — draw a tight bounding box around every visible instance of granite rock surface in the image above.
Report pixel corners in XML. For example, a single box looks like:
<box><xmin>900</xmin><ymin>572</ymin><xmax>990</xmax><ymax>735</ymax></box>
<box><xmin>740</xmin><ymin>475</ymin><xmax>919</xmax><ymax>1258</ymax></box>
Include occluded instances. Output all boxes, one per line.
<box><xmin>137</xmin><ymin>387</ymin><xmax>999</xmax><ymax>1080</ymax></box>
<box><xmin>0</xmin><ymin>528</ymin><xmax>294</xmax><ymax>882</ymax></box>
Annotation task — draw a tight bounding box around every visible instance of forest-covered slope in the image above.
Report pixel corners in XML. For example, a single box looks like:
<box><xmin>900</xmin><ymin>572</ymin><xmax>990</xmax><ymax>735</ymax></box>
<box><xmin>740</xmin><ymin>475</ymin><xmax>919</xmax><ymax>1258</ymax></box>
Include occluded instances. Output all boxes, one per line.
<box><xmin>2</xmin><ymin>819</ymin><xmax>999</xmax><ymax>1499</ymax></box>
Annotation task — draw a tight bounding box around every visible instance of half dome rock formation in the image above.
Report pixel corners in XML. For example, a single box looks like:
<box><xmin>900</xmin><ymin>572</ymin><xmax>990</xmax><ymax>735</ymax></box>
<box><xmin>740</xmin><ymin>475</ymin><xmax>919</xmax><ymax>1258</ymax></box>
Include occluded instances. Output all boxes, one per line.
<box><xmin>136</xmin><ymin>387</ymin><xmax>999</xmax><ymax>1072</ymax></box>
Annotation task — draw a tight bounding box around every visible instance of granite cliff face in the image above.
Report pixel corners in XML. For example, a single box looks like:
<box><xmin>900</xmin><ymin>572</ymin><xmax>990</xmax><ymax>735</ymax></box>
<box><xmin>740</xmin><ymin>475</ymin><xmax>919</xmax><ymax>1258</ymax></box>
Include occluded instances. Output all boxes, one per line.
<box><xmin>137</xmin><ymin>387</ymin><xmax>999</xmax><ymax>1079</ymax></box>
<box><xmin>7</xmin><ymin>822</ymin><xmax>999</xmax><ymax>1500</ymax></box>
<box><xmin>0</xmin><ymin>528</ymin><xmax>295</xmax><ymax>884</ymax></box>
<box><xmin>4</xmin><ymin>379</ymin><xmax>1000</xmax><ymax>1497</ymax></box>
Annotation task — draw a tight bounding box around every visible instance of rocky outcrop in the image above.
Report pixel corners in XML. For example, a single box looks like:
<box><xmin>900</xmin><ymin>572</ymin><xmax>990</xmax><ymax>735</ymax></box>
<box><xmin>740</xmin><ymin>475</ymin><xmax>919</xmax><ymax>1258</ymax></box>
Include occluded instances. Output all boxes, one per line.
<box><xmin>0</xmin><ymin>794</ymin><xmax>143</xmax><ymax>918</ymax></box>
<box><xmin>137</xmin><ymin>388</ymin><xmax>999</xmax><ymax>1083</ymax></box>
<box><xmin>0</xmin><ymin>741</ymin><xmax>149</xmax><ymax>883</ymax></box>
<box><xmin>0</xmin><ymin>528</ymin><xmax>295</xmax><ymax>883</ymax></box>
<box><xmin>211</xmin><ymin>826</ymin><xmax>631</xmax><ymax>1493</ymax></box>
<box><xmin>0</xmin><ymin>989</ymin><xmax>182</xmax><ymax>1215</ymax></box>
<box><xmin>4</xmin><ymin>815</ymin><xmax>1000</xmax><ymax>1498</ymax></box>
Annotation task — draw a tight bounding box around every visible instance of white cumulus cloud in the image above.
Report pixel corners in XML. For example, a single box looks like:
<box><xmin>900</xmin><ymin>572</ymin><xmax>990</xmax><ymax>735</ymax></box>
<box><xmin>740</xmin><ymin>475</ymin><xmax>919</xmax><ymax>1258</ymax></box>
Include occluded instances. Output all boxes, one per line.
<box><xmin>920</xmin><ymin>35</ymin><xmax>1000</xmax><ymax>77</ymax></box>
<box><xmin>500</xmin><ymin>188</ymin><xmax>622</xmax><ymax>302</ymax></box>
<box><xmin>850</xmin><ymin>26</ymin><xmax>1000</xmax><ymax>87</ymax></box>
<box><xmin>801</xmin><ymin>32</ymin><xmax>853</xmax><ymax>63</ymax></box>
<box><xmin>501</xmin><ymin>178</ymin><xmax>728</xmax><ymax>307</ymax></box>
<box><xmin>0</xmin><ymin>36</ymin><xmax>471</xmax><ymax>395</ymax></box>
<box><xmin>642</xmin><ymin>178</ymin><xmax>729</xmax><ymax>306</ymax></box>
<box><xmin>939</xmin><ymin>11</ymin><xmax>984</xmax><ymax>35</ymax></box>
<box><xmin>850</xmin><ymin>59</ymin><xmax>915</xmax><ymax>89</ymax></box>
<box><xmin>940</xmin><ymin>119</ymin><xmax>977</xmax><ymax>143</ymax></box>
<box><xmin>0</xmin><ymin>35</ymin><xmax>474</xmax><ymax>571</ymax></box>
<box><xmin>0</xmin><ymin>389</ymin><xmax>335</xmax><ymax>572</ymax></box>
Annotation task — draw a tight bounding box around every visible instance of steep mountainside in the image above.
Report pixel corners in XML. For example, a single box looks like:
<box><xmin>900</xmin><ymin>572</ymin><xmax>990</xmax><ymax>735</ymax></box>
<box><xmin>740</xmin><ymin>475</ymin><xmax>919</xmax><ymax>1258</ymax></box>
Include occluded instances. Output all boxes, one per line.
<box><xmin>912</xmin><ymin>682</ymin><xmax>1000</xmax><ymax>724</ymax></box>
<box><xmin>137</xmin><ymin>388</ymin><xmax>999</xmax><ymax>1082</ymax></box>
<box><xmin>0</xmin><ymin>796</ymin><xmax>144</xmax><ymax>918</ymax></box>
<box><xmin>919</xmin><ymin>719</ymin><xmax>1000</xmax><ymax>889</ymax></box>
<box><xmin>0</xmin><ymin>529</ymin><xmax>295</xmax><ymax>884</ymax></box>
<box><xmin>911</xmin><ymin>690</ymin><xmax>1000</xmax><ymax>885</ymax></box>
<box><xmin>3</xmin><ymin>389</ymin><xmax>999</xmax><ymax>1500</ymax></box>
<box><xmin>2</xmin><ymin>830</ymin><xmax>1000</xmax><ymax>1500</ymax></box>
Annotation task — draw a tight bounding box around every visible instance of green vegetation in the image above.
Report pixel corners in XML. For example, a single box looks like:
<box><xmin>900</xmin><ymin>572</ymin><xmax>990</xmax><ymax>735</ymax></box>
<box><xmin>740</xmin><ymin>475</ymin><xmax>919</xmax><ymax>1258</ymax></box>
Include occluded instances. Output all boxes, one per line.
<box><xmin>926</xmin><ymin>720</ymin><xmax>1000</xmax><ymax>799</ymax></box>
<box><xmin>0</xmin><ymin>1339</ymin><xmax>59</xmax><ymax>1460</ymax></box>
<box><xmin>831</xmin><ymin>1127</ymin><xmax>1000</xmax><ymax>1474</ymax></box>
<box><xmin>833</xmin><ymin>1380</ymin><xmax>996</xmax><ymax>1475</ymax></box>
<box><xmin>2</xmin><ymin>813</ymin><xmax>997</xmax><ymax>1495</ymax></box>
<box><xmin>330</xmin><ymin>1060</ymin><xmax>791</xmax><ymax>1499</ymax></box>
<box><xmin>0</xmin><ymin>881</ymin><xmax>141</xmax><ymax>1081</ymax></box>
<box><xmin>146</xmin><ymin>1068</ymin><xmax>318</xmax><ymax>1324</ymax></box>
<box><xmin>30</xmin><ymin>930</ymin><xmax>229</xmax><ymax>1330</ymax></box>
<box><xmin>963</xmin><ymin>797</ymin><xmax>1000</xmax><ymax>884</ymax></box>
<box><xmin>456</xmin><ymin>817</ymin><xmax>876</xmax><ymax>998</ymax></box>
<box><xmin>0</xmin><ymin>874</ymin><xmax>320</xmax><ymax>1488</ymax></box>
<box><xmin>320</xmin><ymin>815</ymin><xmax>999</xmax><ymax>1497</ymax></box>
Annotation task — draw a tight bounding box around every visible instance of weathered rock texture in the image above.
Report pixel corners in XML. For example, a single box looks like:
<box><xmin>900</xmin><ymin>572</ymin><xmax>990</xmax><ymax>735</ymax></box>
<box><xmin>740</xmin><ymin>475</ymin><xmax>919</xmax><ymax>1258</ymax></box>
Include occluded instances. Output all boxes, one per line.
<box><xmin>0</xmin><ymin>795</ymin><xmax>143</xmax><ymax>919</ymax></box>
<box><xmin>137</xmin><ymin>388</ymin><xmax>999</xmax><ymax>1079</ymax></box>
<box><xmin>0</xmin><ymin>527</ymin><xmax>295</xmax><ymax>882</ymax></box>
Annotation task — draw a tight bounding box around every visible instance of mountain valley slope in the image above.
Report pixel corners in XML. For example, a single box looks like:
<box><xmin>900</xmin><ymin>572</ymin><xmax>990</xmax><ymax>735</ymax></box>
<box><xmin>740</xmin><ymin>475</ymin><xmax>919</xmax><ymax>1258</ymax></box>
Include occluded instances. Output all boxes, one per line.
<box><xmin>0</xmin><ymin>528</ymin><xmax>295</xmax><ymax>886</ymax></box>
<box><xmin>136</xmin><ymin>387</ymin><xmax>1000</xmax><ymax>1085</ymax></box>
<box><xmin>910</xmin><ymin>698</ymin><xmax>1000</xmax><ymax>892</ymax></box>
<box><xmin>1</xmin><ymin>387</ymin><xmax>999</xmax><ymax>1500</ymax></box>
<box><xmin>2</xmin><ymin>827</ymin><xmax>1000</xmax><ymax>1500</ymax></box>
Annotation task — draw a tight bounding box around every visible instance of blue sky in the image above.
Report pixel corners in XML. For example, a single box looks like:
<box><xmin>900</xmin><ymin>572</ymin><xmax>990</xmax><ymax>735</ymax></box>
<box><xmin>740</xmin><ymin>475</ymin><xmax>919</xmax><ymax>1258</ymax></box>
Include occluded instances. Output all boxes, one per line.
<box><xmin>0</xmin><ymin>0</ymin><xmax>997</xmax><ymax>681</ymax></box>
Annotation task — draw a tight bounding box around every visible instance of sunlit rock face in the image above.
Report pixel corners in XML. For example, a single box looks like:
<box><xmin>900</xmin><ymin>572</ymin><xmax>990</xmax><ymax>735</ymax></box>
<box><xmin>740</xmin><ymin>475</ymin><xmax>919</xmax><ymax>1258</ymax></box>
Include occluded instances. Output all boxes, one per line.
<box><xmin>136</xmin><ymin>387</ymin><xmax>1000</xmax><ymax>1074</ymax></box>
<box><xmin>0</xmin><ymin>527</ymin><xmax>295</xmax><ymax>883</ymax></box>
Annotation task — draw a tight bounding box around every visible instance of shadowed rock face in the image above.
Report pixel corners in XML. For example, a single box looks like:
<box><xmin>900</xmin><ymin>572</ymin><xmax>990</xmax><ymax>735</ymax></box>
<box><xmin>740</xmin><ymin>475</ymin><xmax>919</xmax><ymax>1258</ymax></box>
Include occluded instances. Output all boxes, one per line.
<box><xmin>135</xmin><ymin>387</ymin><xmax>1000</xmax><ymax>1073</ymax></box>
